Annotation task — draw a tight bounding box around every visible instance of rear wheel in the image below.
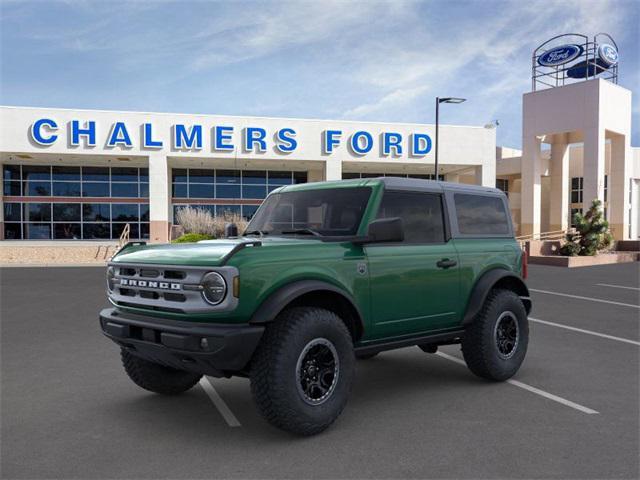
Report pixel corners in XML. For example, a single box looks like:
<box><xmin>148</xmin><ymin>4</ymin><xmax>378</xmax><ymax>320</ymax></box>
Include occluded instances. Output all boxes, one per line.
<box><xmin>250</xmin><ymin>307</ymin><xmax>355</xmax><ymax>435</ymax></box>
<box><xmin>461</xmin><ymin>289</ymin><xmax>528</xmax><ymax>381</ymax></box>
<box><xmin>120</xmin><ymin>348</ymin><xmax>202</xmax><ymax>395</ymax></box>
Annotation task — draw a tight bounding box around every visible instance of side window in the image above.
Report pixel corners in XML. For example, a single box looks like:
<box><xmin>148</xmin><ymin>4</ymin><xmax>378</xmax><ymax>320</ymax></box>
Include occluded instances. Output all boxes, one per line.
<box><xmin>454</xmin><ymin>194</ymin><xmax>510</xmax><ymax>235</ymax></box>
<box><xmin>376</xmin><ymin>191</ymin><xmax>445</xmax><ymax>243</ymax></box>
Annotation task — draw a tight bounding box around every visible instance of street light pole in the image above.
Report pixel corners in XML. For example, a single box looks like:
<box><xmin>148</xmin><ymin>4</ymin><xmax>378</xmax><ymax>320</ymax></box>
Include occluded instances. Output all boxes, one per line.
<box><xmin>435</xmin><ymin>97</ymin><xmax>440</xmax><ymax>181</ymax></box>
<box><xmin>434</xmin><ymin>96</ymin><xmax>466</xmax><ymax>180</ymax></box>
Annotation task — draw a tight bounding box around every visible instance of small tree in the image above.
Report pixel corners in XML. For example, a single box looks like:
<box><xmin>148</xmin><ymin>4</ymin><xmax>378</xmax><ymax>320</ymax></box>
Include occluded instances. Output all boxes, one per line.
<box><xmin>560</xmin><ymin>199</ymin><xmax>613</xmax><ymax>256</ymax></box>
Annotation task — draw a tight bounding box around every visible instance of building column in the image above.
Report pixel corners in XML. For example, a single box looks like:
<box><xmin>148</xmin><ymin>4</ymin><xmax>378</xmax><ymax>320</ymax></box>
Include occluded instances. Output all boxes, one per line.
<box><xmin>148</xmin><ymin>153</ymin><xmax>170</xmax><ymax>243</ymax></box>
<box><xmin>521</xmin><ymin>135</ymin><xmax>543</xmax><ymax>237</ymax></box>
<box><xmin>549</xmin><ymin>134</ymin><xmax>570</xmax><ymax>232</ymax></box>
<box><xmin>474</xmin><ymin>162</ymin><xmax>496</xmax><ymax>188</ymax></box>
<box><xmin>609</xmin><ymin>134</ymin><xmax>631</xmax><ymax>240</ymax></box>
<box><xmin>324</xmin><ymin>158</ymin><xmax>342</xmax><ymax>181</ymax></box>
<box><xmin>582</xmin><ymin>126</ymin><xmax>606</xmax><ymax>211</ymax></box>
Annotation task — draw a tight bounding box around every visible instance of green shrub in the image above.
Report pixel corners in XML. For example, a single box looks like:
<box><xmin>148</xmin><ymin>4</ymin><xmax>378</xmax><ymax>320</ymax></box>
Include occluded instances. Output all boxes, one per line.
<box><xmin>560</xmin><ymin>199</ymin><xmax>613</xmax><ymax>256</ymax></box>
<box><xmin>172</xmin><ymin>233</ymin><xmax>214</xmax><ymax>243</ymax></box>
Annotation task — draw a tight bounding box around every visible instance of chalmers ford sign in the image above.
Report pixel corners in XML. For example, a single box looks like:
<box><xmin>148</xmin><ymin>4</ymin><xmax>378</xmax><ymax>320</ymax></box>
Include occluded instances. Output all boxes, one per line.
<box><xmin>29</xmin><ymin>118</ymin><xmax>434</xmax><ymax>157</ymax></box>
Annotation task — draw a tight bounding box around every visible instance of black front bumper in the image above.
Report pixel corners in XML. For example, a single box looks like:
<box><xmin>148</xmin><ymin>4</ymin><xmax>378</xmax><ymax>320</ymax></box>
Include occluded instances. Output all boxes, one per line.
<box><xmin>99</xmin><ymin>308</ymin><xmax>264</xmax><ymax>377</ymax></box>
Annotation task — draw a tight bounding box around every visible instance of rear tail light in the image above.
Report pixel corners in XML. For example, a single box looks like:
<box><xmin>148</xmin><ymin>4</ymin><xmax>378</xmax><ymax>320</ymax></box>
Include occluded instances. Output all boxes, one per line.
<box><xmin>521</xmin><ymin>249</ymin><xmax>528</xmax><ymax>279</ymax></box>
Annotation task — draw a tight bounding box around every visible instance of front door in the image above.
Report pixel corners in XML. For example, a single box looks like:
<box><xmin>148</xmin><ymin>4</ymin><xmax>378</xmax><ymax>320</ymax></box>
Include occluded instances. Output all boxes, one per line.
<box><xmin>365</xmin><ymin>190</ymin><xmax>461</xmax><ymax>339</ymax></box>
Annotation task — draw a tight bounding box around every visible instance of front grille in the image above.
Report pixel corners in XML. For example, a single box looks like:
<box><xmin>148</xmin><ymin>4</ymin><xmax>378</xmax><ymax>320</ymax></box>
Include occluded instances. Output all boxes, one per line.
<box><xmin>164</xmin><ymin>270</ymin><xmax>186</xmax><ymax>280</ymax></box>
<box><xmin>108</xmin><ymin>262</ymin><xmax>238</xmax><ymax>314</ymax></box>
<box><xmin>115</xmin><ymin>266</ymin><xmax>188</xmax><ymax>304</ymax></box>
<box><xmin>139</xmin><ymin>269</ymin><xmax>160</xmax><ymax>278</ymax></box>
<box><xmin>164</xmin><ymin>292</ymin><xmax>186</xmax><ymax>302</ymax></box>
<box><xmin>139</xmin><ymin>290</ymin><xmax>160</xmax><ymax>300</ymax></box>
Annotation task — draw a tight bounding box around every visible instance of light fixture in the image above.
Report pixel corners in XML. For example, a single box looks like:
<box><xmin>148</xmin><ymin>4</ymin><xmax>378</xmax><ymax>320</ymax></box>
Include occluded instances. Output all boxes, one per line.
<box><xmin>438</xmin><ymin>97</ymin><xmax>466</xmax><ymax>104</ymax></box>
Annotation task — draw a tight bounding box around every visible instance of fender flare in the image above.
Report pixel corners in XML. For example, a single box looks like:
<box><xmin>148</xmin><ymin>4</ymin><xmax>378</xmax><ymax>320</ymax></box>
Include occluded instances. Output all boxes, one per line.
<box><xmin>462</xmin><ymin>269</ymin><xmax>531</xmax><ymax>326</ymax></box>
<box><xmin>249</xmin><ymin>280</ymin><xmax>365</xmax><ymax>337</ymax></box>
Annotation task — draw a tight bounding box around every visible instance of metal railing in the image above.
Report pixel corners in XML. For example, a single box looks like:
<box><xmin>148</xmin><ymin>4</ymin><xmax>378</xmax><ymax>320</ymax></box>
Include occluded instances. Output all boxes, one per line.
<box><xmin>118</xmin><ymin>223</ymin><xmax>131</xmax><ymax>250</ymax></box>
<box><xmin>516</xmin><ymin>228</ymin><xmax>573</xmax><ymax>248</ymax></box>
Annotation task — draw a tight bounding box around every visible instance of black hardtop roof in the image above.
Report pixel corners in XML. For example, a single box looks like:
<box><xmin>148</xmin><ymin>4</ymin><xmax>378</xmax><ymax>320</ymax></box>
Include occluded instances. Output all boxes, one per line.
<box><xmin>380</xmin><ymin>176</ymin><xmax>504</xmax><ymax>196</ymax></box>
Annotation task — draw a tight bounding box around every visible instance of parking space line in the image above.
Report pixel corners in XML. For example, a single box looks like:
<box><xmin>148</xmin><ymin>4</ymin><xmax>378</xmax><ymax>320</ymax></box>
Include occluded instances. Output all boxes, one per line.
<box><xmin>530</xmin><ymin>317</ymin><xmax>640</xmax><ymax>346</ymax></box>
<box><xmin>596</xmin><ymin>283</ymin><xmax>640</xmax><ymax>291</ymax></box>
<box><xmin>435</xmin><ymin>352</ymin><xmax>599</xmax><ymax>415</ymax></box>
<box><xmin>529</xmin><ymin>288</ymin><xmax>639</xmax><ymax>309</ymax></box>
<box><xmin>199</xmin><ymin>377</ymin><xmax>241</xmax><ymax>427</ymax></box>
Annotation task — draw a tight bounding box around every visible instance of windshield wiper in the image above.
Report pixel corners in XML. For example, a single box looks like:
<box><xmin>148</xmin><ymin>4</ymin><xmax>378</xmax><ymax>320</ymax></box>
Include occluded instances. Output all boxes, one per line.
<box><xmin>243</xmin><ymin>229</ymin><xmax>269</xmax><ymax>237</ymax></box>
<box><xmin>280</xmin><ymin>228</ymin><xmax>322</xmax><ymax>237</ymax></box>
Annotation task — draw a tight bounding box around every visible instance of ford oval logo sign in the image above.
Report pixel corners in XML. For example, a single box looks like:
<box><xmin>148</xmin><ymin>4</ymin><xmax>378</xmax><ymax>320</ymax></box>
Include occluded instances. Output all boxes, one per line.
<box><xmin>538</xmin><ymin>44</ymin><xmax>583</xmax><ymax>67</ymax></box>
<box><xmin>598</xmin><ymin>44</ymin><xmax>618</xmax><ymax>66</ymax></box>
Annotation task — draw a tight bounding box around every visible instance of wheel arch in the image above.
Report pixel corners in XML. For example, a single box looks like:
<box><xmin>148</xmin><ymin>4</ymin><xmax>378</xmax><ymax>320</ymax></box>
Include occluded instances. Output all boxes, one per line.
<box><xmin>463</xmin><ymin>269</ymin><xmax>531</xmax><ymax>326</ymax></box>
<box><xmin>249</xmin><ymin>280</ymin><xmax>365</xmax><ymax>342</ymax></box>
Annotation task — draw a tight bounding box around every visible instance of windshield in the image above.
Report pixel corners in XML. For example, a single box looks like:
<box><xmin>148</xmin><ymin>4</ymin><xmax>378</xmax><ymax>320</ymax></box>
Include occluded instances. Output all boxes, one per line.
<box><xmin>245</xmin><ymin>187</ymin><xmax>372</xmax><ymax>237</ymax></box>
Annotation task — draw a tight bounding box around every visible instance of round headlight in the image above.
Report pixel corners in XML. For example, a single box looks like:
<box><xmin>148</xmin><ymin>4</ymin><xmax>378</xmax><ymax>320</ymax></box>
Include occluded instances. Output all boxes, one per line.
<box><xmin>201</xmin><ymin>272</ymin><xmax>227</xmax><ymax>305</ymax></box>
<box><xmin>106</xmin><ymin>266</ymin><xmax>116</xmax><ymax>292</ymax></box>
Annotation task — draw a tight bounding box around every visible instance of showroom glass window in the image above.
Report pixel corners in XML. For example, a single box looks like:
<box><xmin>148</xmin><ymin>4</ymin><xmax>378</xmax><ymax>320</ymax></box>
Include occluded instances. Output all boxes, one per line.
<box><xmin>342</xmin><ymin>172</ymin><xmax>445</xmax><ymax>181</ymax></box>
<box><xmin>2</xmin><ymin>164</ymin><xmax>149</xmax><ymax>240</ymax></box>
<box><xmin>172</xmin><ymin>168</ymin><xmax>307</xmax><ymax>221</ymax></box>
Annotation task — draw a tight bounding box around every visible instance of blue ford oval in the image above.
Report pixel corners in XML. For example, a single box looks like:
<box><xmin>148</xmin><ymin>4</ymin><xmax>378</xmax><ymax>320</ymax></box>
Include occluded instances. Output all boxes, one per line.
<box><xmin>538</xmin><ymin>44</ymin><xmax>583</xmax><ymax>67</ymax></box>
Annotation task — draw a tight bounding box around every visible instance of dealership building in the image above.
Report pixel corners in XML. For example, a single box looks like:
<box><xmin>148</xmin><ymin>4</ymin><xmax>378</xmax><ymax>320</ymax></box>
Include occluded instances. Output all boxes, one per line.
<box><xmin>0</xmin><ymin>107</ymin><xmax>496</xmax><ymax>243</ymax></box>
<box><xmin>0</xmin><ymin>34</ymin><xmax>638</xmax><ymax>244</ymax></box>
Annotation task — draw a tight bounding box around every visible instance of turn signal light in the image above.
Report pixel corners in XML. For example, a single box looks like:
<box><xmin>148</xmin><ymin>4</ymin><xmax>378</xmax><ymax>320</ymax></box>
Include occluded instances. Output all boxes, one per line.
<box><xmin>233</xmin><ymin>276</ymin><xmax>240</xmax><ymax>297</ymax></box>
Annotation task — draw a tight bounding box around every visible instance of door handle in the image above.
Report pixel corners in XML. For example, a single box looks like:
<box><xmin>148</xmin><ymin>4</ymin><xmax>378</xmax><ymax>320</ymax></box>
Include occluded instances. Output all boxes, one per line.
<box><xmin>437</xmin><ymin>258</ymin><xmax>457</xmax><ymax>269</ymax></box>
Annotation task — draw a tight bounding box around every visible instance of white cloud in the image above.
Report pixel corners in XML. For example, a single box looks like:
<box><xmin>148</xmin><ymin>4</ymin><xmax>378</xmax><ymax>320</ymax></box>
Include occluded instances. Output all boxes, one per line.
<box><xmin>338</xmin><ymin>0</ymin><xmax>629</xmax><ymax>121</ymax></box>
<box><xmin>188</xmin><ymin>1</ymin><xmax>410</xmax><ymax>71</ymax></box>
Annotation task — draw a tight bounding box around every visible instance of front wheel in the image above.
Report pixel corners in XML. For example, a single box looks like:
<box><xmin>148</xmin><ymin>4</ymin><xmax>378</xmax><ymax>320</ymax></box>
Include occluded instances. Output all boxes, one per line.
<box><xmin>461</xmin><ymin>289</ymin><xmax>529</xmax><ymax>381</ymax></box>
<box><xmin>120</xmin><ymin>349</ymin><xmax>202</xmax><ymax>395</ymax></box>
<box><xmin>250</xmin><ymin>307</ymin><xmax>355</xmax><ymax>435</ymax></box>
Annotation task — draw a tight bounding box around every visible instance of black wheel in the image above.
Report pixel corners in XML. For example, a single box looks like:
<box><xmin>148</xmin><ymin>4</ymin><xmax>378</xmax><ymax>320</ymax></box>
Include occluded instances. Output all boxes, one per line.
<box><xmin>461</xmin><ymin>289</ymin><xmax>529</xmax><ymax>381</ymax></box>
<box><xmin>120</xmin><ymin>348</ymin><xmax>202</xmax><ymax>395</ymax></box>
<box><xmin>250</xmin><ymin>307</ymin><xmax>355</xmax><ymax>435</ymax></box>
<box><xmin>356</xmin><ymin>352</ymin><xmax>379</xmax><ymax>360</ymax></box>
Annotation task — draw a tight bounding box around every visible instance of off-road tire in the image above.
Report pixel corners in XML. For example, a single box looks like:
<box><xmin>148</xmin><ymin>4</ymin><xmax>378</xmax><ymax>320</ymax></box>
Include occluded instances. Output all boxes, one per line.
<box><xmin>250</xmin><ymin>307</ymin><xmax>355</xmax><ymax>436</ymax></box>
<box><xmin>461</xmin><ymin>289</ymin><xmax>528</xmax><ymax>381</ymax></box>
<box><xmin>356</xmin><ymin>352</ymin><xmax>379</xmax><ymax>360</ymax></box>
<box><xmin>120</xmin><ymin>348</ymin><xmax>202</xmax><ymax>395</ymax></box>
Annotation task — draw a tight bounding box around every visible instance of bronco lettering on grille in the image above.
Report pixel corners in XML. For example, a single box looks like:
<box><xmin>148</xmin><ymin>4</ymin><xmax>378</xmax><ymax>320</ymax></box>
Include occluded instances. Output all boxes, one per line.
<box><xmin>120</xmin><ymin>278</ymin><xmax>181</xmax><ymax>290</ymax></box>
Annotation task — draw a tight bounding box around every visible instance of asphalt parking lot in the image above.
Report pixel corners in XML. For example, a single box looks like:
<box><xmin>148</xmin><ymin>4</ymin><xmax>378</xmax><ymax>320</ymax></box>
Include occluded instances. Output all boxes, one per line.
<box><xmin>1</xmin><ymin>263</ymin><xmax>638</xmax><ymax>479</ymax></box>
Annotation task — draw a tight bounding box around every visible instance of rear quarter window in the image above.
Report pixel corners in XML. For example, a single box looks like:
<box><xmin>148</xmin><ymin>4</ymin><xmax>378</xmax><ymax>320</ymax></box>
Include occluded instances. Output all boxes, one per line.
<box><xmin>454</xmin><ymin>193</ymin><xmax>510</xmax><ymax>236</ymax></box>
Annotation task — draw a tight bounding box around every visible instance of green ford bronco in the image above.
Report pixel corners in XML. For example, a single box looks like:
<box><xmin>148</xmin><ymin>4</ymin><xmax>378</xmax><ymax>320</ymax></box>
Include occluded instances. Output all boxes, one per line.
<box><xmin>100</xmin><ymin>177</ymin><xmax>531</xmax><ymax>435</ymax></box>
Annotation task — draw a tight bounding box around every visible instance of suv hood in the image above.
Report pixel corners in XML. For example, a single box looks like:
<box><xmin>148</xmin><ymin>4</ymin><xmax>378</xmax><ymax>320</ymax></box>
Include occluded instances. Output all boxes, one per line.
<box><xmin>111</xmin><ymin>237</ymin><xmax>321</xmax><ymax>266</ymax></box>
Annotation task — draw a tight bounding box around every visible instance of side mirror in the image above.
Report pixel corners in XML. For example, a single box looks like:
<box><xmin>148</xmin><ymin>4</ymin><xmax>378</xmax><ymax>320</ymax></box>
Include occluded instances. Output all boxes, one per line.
<box><xmin>366</xmin><ymin>217</ymin><xmax>404</xmax><ymax>243</ymax></box>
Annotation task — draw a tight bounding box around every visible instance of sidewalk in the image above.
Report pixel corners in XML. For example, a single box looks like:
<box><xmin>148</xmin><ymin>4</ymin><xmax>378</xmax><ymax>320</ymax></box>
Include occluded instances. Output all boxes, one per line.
<box><xmin>0</xmin><ymin>241</ymin><xmax>117</xmax><ymax>266</ymax></box>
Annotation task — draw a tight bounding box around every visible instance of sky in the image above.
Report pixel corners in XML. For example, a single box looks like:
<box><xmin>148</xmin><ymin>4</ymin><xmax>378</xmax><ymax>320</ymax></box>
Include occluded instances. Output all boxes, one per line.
<box><xmin>1</xmin><ymin>0</ymin><xmax>638</xmax><ymax>148</ymax></box>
